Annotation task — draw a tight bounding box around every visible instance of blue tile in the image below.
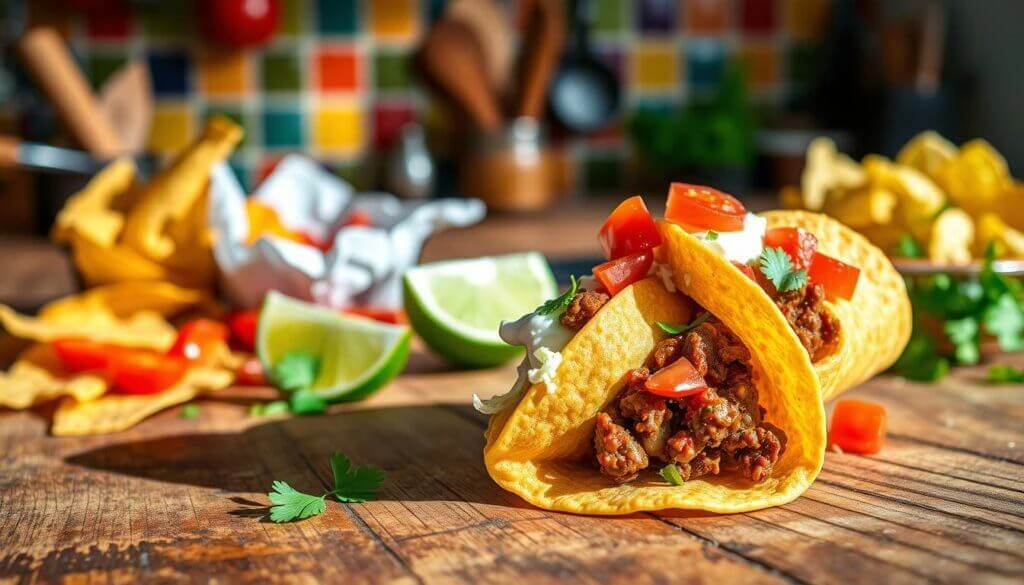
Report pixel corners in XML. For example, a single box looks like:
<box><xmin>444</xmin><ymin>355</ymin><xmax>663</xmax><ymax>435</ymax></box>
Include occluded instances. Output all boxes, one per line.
<box><xmin>262</xmin><ymin>108</ymin><xmax>304</xmax><ymax>148</ymax></box>
<box><xmin>147</xmin><ymin>51</ymin><xmax>191</xmax><ymax>96</ymax></box>
<box><xmin>637</xmin><ymin>0</ymin><xmax>676</xmax><ymax>34</ymax></box>
<box><xmin>317</xmin><ymin>0</ymin><xmax>358</xmax><ymax>34</ymax></box>
<box><xmin>687</xmin><ymin>40</ymin><xmax>727</xmax><ymax>91</ymax></box>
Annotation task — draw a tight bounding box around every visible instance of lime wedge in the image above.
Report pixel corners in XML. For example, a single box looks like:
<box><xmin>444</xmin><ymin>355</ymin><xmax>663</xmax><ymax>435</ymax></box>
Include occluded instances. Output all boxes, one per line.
<box><xmin>257</xmin><ymin>292</ymin><xmax>411</xmax><ymax>402</ymax></box>
<box><xmin>403</xmin><ymin>252</ymin><xmax>557</xmax><ymax>368</ymax></box>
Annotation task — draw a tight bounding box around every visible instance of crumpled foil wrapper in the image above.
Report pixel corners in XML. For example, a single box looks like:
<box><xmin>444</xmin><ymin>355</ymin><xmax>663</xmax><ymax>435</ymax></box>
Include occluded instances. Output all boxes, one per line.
<box><xmin>209</xmin><ymin>155</ymin><xmax>485</xmax><ymax>310</ymax></box>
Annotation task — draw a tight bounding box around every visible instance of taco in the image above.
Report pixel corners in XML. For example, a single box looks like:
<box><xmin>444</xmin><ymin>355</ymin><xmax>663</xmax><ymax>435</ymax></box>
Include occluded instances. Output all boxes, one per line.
<box><xmin>478</xmin><ymin>184</ymin><xmax>910</xmax><ymax>515</ymax></box>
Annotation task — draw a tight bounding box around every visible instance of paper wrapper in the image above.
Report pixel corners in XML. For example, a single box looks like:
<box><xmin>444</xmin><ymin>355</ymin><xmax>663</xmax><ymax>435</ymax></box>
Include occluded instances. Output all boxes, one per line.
<box><xmin>209</xmin><ymin>155</ymin><xmax>486</xmax><ymax>310</ymax></box>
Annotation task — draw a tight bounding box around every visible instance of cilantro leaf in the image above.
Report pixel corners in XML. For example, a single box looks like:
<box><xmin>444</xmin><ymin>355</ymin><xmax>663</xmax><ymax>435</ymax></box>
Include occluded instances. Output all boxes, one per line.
<box><xmin>657</xmin><ymin>312</ymin><xmax>711</xmax><ymax>335</ymax></box>
<box><xmin>893</xmin><ymin>333</ymin><xmax>950</xmax><ymax>382</ymax></box>
<box><xmin>944</xmin><ymin>317</ymin><xmax>980</xmax><ymax>365</ymax></box>
<box><xmin>659</xmin><ymin>464</ymin><xmax>685</xmax><ymax>486</ymax></box>
<box><xmin>896</xmin><ymin>233</ymin><xmax>924</xmax><ymax>258</ymax></box>
<box><xmin>272</xmin><ymin>351</ymin><xmax>320</xmax><ymax>393</ymax></box>
<box><xmin>987</xmin><ymin>364</ymin><xmax>1024</xmax><ymax>384</ymax></box>
<box><xmin>180</xmin><ymin>403</ymin><xmax>200</xmax><ymax>419</ymax></box>
<box><xmin>268</xmin><ymin>481</ymin><xmax>327</xmax><ymax>523</ymax></box>
<box><xmin>706</xmin><ymin>231</ymin><xmax>719</xmax><ymax>241</ymax></box>
<box><xmin>983</xmin><ymin>293</ymin><xmax>1024</xmax><ymax>351</ymax></box>
<box><xmin>250</xmin><ymin>400</ymin><xmax>290</xmax><ymax>417</ymax></box>
<box><xmin>330</xmin><ymin>453</ymin><xmax>385</xmax><ymax>503</ymax></box>
<box><xmin>536</xmin><ymin>275</ymin><xmax>579</xmax><ymax>316</ymax></box>
<box><xmin>759</xmin><ymin>247</ymin><xmax>808</xmax><ymax>293</ymax></box>
<box><xmin>290</xmin><ymin>388</ymin><xmax>327</xmax><ymax>415</ymax></box>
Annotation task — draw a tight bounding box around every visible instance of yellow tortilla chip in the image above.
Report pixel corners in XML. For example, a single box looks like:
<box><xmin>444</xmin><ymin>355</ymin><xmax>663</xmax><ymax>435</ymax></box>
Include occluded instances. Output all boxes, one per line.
<box><xmin>896</xmin><ymin>131</ymin><xmax>957</xmax><ymax>183</ymax></box>
<box><xmin>862</xmin><ymin>155</ymin><xmax>946</xmax><ymax>234</ymax></box>
<box><xmin>0</xmin><ymin>345</ymin><xmax>106</xmax><ymax>409</ymax></box>
<box><xmin>68</xmin><ymin>231</ymin><xmax>170</xmax><ymax>286</ymax></box>
<box><xmin>51</xmin><ymin>158</ymin><xmax>138</xmax><ymax>247</ymax></box>
<box><xmin>801</xmin><ymin>137</ymin><xmax>866</xmax><ymax>210</ymax></box>
<box><xmin>976</xmin><ymin>212</ymin><xmax>1024</xmax><ymax>258</ymax></box>
<box><xmin>822</xmin><ymin>185</ymin><xmax>898</xmax><ymax>229</ymax></box>
<box><xmin>928</xmin><ymin>208</ymin><xmax>975</xmax><ymax>265</ymax></box>
<box><xmin>0</xmin><ymin>305</ymin><xmax>176</xmax><ymax>350</ymax></box>
<box><xmin>121</xmin><ymin>117</ymin><xmax>242</xmax><ymax>261</ymax></box>
<box><xmin>938</xmin><ymin>139</ymin><xmax>1013</xmax><ymax>216</ymax></box>
<box><xmin>51</xmin><ymin>366</ymin><xmax>233</xmax><ymax>435</ymax></box>
<box><xmin>38</xmin><ymin>281</ymin><xmax>215</xmax><ymax>322</ymax></box>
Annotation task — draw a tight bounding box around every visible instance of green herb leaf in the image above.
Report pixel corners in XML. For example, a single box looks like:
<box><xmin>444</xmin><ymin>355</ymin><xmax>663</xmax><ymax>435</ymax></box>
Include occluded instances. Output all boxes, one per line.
<box><xmin>657</xmin><ymin>312</ymin><xmax>711</xmax><ymax>335</ymax></box>
<box><xmin>250</xmin><ymin>400</ymin><xmax>290</xmax><ymax>417</ymax></box>
<box><xmin>759</xmin><ymin>247</ymin><xmax>808</xmax><ymax>293</ymax></box>
<box><xmin>987</xmin><ymin>364</ymin><xmax>1024</xmax><ymax>384</ymax></box>
<box><xmin>944</xmin><ymin>317</ymin><xmax>980</xmax><ymax>365</ymax></box>
<box><xmin>180</xmin><ymin>403</ymin><xmax>201</xmax><ymax>419</ymax></box>
<box><xmin>983</xmin><ymin>293</ymin><xmax>1024</xmax><ymax>351</ymax></box>
<box><xmin>896</xmin><ymin>233</ymin><xmax>924</xmax><ymax>258</ymax></box>
<box><xmin>330</xmin><ymin>453</ymin><xmax>385</xmax><ymax>503</ymax></box>
<box><xmin>272</xmin><ymin>351</ymin><xmax>320</xmax><ymax>393</ymax></box>
<box><xmin>706</xmin><ymin>231</ymin><xmax>719</xmax><ymax>241</ymax></box>
<box><xmin>267</xmin><ymin>481</ymin><xmax>327</xmax><ymax>523</ymax></box>
<box><xmin>893</xmin><ymin>333</ymin><xmax>950</xmax><ymax>382</ymax></box>
<box><xmin>536</xmin><ymin>275</ymin><xmax>579</xmax><ymax>316</ymax></box>
<box><xmin>659</xmin><ymin>464</ymin><xmax>685</xmax><ymax>486</ymax></box>
<box><xmin>290</xmin><ymin>388</ymin><xmax>328</xmax><ymax>415</ymax></box>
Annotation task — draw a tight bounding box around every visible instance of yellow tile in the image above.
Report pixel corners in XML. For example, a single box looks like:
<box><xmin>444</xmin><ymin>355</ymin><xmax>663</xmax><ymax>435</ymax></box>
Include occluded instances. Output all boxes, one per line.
<box><xmin>147</xmin><ymin>104</ymin><xmax>194</xmax><ymax>155</ymax></box>
<box><xmin>785</xmin><ymin>0</ymin><xmax>830</xmax><ymax>42</ymax></box>
<box><xmin>199</xmin><ymin>49</ymin><xmax>249</xmax><ymax>96</ymax></box>
<box><xmin>369</xmin><ymin>0</ymin><xmax>419</xmax><ymax>42</ymax></box>
<box><xmin>738</xmin><ymin>42</ymin><xmax>780</xmax><ymax>89</ymax></box>
<box><xmin>313</xmin><ymin>105</ymin><xmax>363</xmax><ymax>154</ymax></box>
<box><xmin>632</xmin><ymin>43</ymin><xmax>680</xmax><ymax>91</ymax></box>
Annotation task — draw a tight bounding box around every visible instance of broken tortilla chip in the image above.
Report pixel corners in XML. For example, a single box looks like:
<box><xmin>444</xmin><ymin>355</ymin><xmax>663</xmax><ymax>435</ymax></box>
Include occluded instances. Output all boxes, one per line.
<box><xmin>51</xmin><ymin>366</ymin><xmax>233</xmax><ymax>435</ymax></box>
<box><xmin>0</xmin><ymin>305</ymin><xmax>176</xmax><ymax>350</ymax></box>
<box><xmin>38</xmin><ymin>281</ymin><xmax>216</xmax><ymax>322</ymax></box>
<box><xmin>51</xmin><ymin>158</ymin><xmax>138</xmax><ymax>248</ymax></box>
<box><xmin>0</xmin><ymin>345</ymin><xmax>106</xmax><ymax>409</ymax></box>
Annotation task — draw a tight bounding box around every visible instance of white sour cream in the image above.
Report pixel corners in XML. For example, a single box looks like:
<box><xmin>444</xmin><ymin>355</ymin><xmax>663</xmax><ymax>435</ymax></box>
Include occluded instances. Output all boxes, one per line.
<box><xmin>693</xmin><ymin>213</ymin><xmax>766</xmax><ymax>265</ymax></box>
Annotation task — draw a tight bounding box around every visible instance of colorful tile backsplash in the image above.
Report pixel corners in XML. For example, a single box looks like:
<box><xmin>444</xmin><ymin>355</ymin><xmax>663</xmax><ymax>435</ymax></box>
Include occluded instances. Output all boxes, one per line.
<box><xmin>9</xmin><ymin>0</ymin><xmax>826</xmax><ymax>193</ymax></box>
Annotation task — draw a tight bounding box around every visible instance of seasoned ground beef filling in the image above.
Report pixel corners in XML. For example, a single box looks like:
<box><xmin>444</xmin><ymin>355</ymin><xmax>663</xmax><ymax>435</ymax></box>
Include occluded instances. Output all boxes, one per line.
<box><xmin>776</xmin><ymin>283</ymin><xmax>839</xmax><ymax>361</ymax></box>
<box><xmin>593</xmin><ymin>319</ymin><xmax>786</xmax><ymax>485</ymax></box>
<box><xmin>560</xmin><ymin>290</ymin><xmax>609</xmax><ymax>330</ymax></box>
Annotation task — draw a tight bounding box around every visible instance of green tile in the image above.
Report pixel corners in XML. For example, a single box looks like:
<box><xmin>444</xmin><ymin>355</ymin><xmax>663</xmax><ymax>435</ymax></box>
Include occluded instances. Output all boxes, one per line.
<box><xmin>262</xmin><ymin>52</ymin><xmax>302</xmax><ymax>92</ymax></box>
<box><xmin>86</xmin><ymin>54</ymin><xmax>127</xmax><ymax>90</ymax></box>
<box><xmin>584</xmin><ymin>154</ymin><xmax>624</xmax><ymax>192</ymax></box>
<box><xmin>278</xmin><ymin>0</ymin><xmax>304</xmax><ymax>35</ymax></box>
<box><xmin>594</xmin><ymin>0</ymin><xmax>628</xmax><ymax>33</ymax></box>
<box><xmin>140</xmin><ymin>2</ymin><xmax>187</xmax><ymax>39</ymax></box>
<box><xmin>317</xmin><ymin>0</ymin><xmax>359</xmax><ymax>35</ymax></box>
<box><xmin>374</xmin><ymin>52</ymin><xmax>412</xmax><ymax>91</ymax></box>
<box><xmin>262</xmin><ymin>108</ymin><xmax>304</xmax><ymax>148</ymax></box>
<box><xmin>203</xmin><ymin>107</ymin><xmax>250</xmax><ymax>147</ymax></box>
<box><xmin>228</xmin><ymin>158</ymin><xmax>252</xmax><ymax>192</ymax></box>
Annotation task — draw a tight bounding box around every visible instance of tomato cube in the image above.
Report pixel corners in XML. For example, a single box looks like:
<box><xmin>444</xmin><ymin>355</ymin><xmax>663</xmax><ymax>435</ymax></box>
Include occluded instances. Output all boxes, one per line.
<box><xmin>598</xmin><ymin>196</ymin><xmax>662</xmax><ymax>260</ymax></box>
<box><xmin>593</xmin><ymin>251</ymin><xmax>654</xmax><ymax>296</ymax></box>
<box><xmin>808</xmin><ymin>252</ymin><xmax>861</xmax><ymax>301</ymax></box>
<box><xmin>764</xmin><ymin>227</ymin><xmax>818</xmax><ymax>270</ymax></box>
<box><xmin>829</xmin><ymin>399</ymin><xmax>887</xmax><ymax>454</ymax></box>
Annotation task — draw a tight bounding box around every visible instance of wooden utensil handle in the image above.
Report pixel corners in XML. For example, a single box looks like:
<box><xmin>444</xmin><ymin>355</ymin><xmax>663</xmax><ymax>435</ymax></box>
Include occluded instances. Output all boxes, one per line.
<box><xmin>17</xmin><ymin>27</ymin><xmax>124</xmax><ymax>157</ymax></box>
<box><xmin>0</xmin><ymin>135</ymin><xmax>19</xmax><ymax>169</ymax></box>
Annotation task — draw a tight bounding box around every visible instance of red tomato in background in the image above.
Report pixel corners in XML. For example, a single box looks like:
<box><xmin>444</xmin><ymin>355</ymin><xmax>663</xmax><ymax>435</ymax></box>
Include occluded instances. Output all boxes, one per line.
<box><xmin>598</xmin><ymin>196</ymin><xmax>662</xmax><ymax>260</ymax></box>
<box><xmin>593</xmin><ymin>251</ymin><xmax>653</xmax><ymax>296</ymax></box>
<box><xmin>342</xmin><ymin>306</ymin><xmax>407</xmax><ymax>325</ymax></box>
<box><xmin>808</xmin><ymin>252</ymin><xmax>861</xmax><ymax>300</ymax></box>
<box><xmin>109</xmin><ymin>350</ymin><xmax>189</xmax><ymax>395</ymax></box>
<box><xmin>645</xmin><ymin>357</ymin><xmax>707</xmax><ymax>398</ymax></box>
<box><xmin>235</xmin><ymin>356</ymin><xmax>267</xmax><ymax>386</ymax></box>
<box><xmin>665</xmin><ymin>183</ymin><xmax>746</xmax><ymax>232</ymax></box>
<box><xmin>764</xmin><ymin>227</ymin><xmax>818</xmax><ymax>270</ymax></box>
<box><xmin>201</xmin><ymin>0</ymin><xmax>280</xmax><ymax>48</ymax></box>
<box><xmin>53</xmin><ymin>339</ymin><xmax>115</xmax><ymax>373</ymax></box>
<box><xmin>829</xmin><ymin>399</ymin><xmax>887</xmax><ymax>454</ymax></box>
<box><xmin>168</xmin><ymin>319</ymin><xmax>230</xmax><ymax>364</ymax></box>
<box><xmin>228</xmin><ymin>309</ymin><xmax>259</xmax><ymax>352</ymax></box>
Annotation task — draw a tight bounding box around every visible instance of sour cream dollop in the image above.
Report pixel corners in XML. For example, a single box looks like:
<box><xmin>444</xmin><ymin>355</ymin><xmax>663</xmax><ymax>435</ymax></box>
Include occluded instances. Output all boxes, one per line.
<box><xmin>693</xmin><ymin>213</ymin><xmax>766</xmax><ymax>265</ymax></box>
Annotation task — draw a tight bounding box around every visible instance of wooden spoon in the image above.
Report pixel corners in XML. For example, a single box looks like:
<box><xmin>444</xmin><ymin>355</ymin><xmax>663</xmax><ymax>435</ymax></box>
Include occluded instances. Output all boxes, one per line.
<box><xmin>99</xmin><ymin>60</ymin><xmax>154</xmax><ymax>156</ymax></box>
<box><xmin>446</xmin><ymin>0</ymin><xmax>515</xmax><ymax>99</ymax></box>
<box><xmin>514</xmin><ymin>0</ymin><xmax>566</xmax><ymax>119</ymax></box>
<box><xmin>417</xmin><ymin>19</ymin><xmax>502</xmax><ymax>132</ymax></box>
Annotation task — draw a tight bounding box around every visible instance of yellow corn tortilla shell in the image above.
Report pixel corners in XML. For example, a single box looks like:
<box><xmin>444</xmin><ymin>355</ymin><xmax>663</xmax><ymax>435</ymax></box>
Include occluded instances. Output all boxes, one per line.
<box><xmin>0</xmin><ymin>345</ymin><xmax>106</xmax><ymax>409</ymax></box>
<box><xmin>0</xmin><ymin>305</ymin><xmax>176</xmax><ymax>351</ymax></box>
<box><xmin>38</xmin><ymin>281</ymin><xmax>215</xmax><ymax>322</ymax></box>
<box><xmin>121</xmin><ymin>116</ymin><xmax>242</xmax><ymax>261</ymax></box>
<box><xmin>483</xmin><ymin>277</ymin><xmax>827</xmax><ymax>515</ymax></box>
<box><xmin>51</xmin><ymin>366</ymin><xmax>234</xmax><ymax>436</ymax></box>
<box><xmin>51</xmin><ymin>158</ymin><xmax>139</xmax><ymax>247</ymax></box>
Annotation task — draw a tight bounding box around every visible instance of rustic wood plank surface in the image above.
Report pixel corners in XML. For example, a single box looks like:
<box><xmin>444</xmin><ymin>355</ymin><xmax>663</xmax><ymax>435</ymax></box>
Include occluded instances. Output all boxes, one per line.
<box><xmin>1</xmin><ymin>200</ymin><xmax>1023</xmax><ymax>584</ymax></box>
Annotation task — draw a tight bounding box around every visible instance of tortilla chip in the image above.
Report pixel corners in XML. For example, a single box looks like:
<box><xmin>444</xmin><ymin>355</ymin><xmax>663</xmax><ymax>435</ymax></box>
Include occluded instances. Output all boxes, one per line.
<box><xmin>976</xmin><ymin>212</ymin><xmax>1024</xmax><ymax>258</ymax></box>
<box><xmin>68</xmin><ymin>231</ymin><xmax>170</xmax><ymax>286</ymax></box>
<box><xmin>896</xmin><ymin>131</ymin><xmax>957</xmax><ymax>183</ymax></box>
<box><xmin>0</xmin><ymin>345</ymin><xmax>106</xmax><ymax>409</ymax></box>
<box><xmin>39</xmin><ymin>282</ymin><xmax>215</xmax><ymax>322</ymax></box>
<box><xmin>0</xmin><ymin>305</ymin><xmax>176</xmax><ymax>350</ymax></box>
<box><xmin>937</xmin><ymin>139</ymin><xmax>1013</xmax><ymax>216</ymax></box>
<box><xmin>928</xmin><ymin>208</ymin><xmax>974</xmax><ymax>265</ymax></box>
<box><xmin>51</xmin><ymin>158</ymin><xmax>138</xmax><ymax>247</ymax></box>
<box><xmin>51</xmin><ymin>366</ymin><xmax>233</xmax><ymax>436</ymax></box>
<box><xmin>121</xmin><ymin>116</ymin><xmax>242</xmax><ymax>261</ymax></box>
<box><xmin>802</xmin><ymin>137</ymin><xmax>866</xmax><ymax>210</ymax></box>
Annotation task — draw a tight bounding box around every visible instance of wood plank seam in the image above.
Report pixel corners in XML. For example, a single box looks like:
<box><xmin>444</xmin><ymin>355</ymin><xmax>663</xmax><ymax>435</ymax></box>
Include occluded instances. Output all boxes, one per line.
<box><xmin>889</xmin><ymin>432</ymin><xmax>1022</xmax><ymax>465</ymax></box>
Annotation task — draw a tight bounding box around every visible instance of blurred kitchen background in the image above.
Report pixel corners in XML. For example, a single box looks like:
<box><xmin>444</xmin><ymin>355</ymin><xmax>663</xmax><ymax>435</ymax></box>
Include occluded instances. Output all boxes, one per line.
<box><xmin>0</xmin><ymin>0</ymin><xmax>1022</xmax><ymax>232</ymax></box>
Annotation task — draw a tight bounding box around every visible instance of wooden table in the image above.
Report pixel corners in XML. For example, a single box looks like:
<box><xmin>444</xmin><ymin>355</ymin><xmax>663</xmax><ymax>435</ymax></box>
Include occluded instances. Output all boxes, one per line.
<box><xmin>2</xmin><ymin>202</ymin><xmax>1023</xmax><ymax>584</ymax></box>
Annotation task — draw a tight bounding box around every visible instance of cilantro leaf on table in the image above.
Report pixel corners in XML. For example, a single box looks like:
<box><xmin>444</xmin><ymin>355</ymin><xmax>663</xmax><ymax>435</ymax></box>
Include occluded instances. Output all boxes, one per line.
<box><xmin>659</xmin><ymin>464</ymin><xmax>685</xmax><ymax>486</ymax></box>
<box><xmin>272</xmin><ymin>351</ymin><xmax>320</xmax><ymax>393</ymax></box>
<box><xmin>896</xmin><ymin>233</ymin><xmax>925</xmax><ymax>258</ymax></box>
<box><xmin>330</xmin><ymin>453</ymin><xmax>385</xmax><ymax>503</ymax></box>
<box><xmin>759</xmin><ymin>247</ymin><xmax>808</xmax><ymax>293</ymax></box>
<box><xmin>290</xmin><ymin>388</ymin><xmax>328</xmax><ymax>415</ymax></box>
<box><xmin>987</xmin><ymin>364</ymin><xmax>1024</xmax><ymax>383</ymax></box>
<box><xmin>536</xmin><ymin>275</ymin><xmax>579</xmax><ymax>316</ymax></box>
<box><xmin>250</xmin><ymin>400</ymin><xmax>290</xmax><ymax>417</ymax></box>
<box><xmin>268</xmin><ymin>481</ymin><xmax>327</xmax><ymax>523</ymax></box>
<box><xmin>657</xmin><ymin>312</ymin><xmax>711</xmax><ymax>335</ymax></box>
<box><xmin>180</xmin><ymin>403</ymin><xmax>201</xmax><ymax>419</ymax></box>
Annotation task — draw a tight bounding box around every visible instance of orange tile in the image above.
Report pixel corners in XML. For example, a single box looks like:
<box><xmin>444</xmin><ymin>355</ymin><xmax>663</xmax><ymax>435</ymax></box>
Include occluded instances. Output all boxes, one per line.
<box><xmin>684</xmin><ymin>0</ymin><xmax>731</xmax><ymax>34</ymax></box>
<box><xmin>147</xmin><ymin>103</ymin><xmax>195</xmax><ymax>155</ymax></box>
<box><xmin>369</xmin><ymin>0</ymin><xmax>420</xmax><ymax>42</ymax></box>
<box><xmin>738</xmin><ymin>42</ymin><xmax>780</xmax><ymax>89</ymax></box>
<box><xmin>785</xmin><ymin>0</ymin><xmax>830</xmax><ymax>42</ymax></box>
<box><xmin>316</xmin><ymin>47</ymin><xmax>360</xmax><ymax>93</ymax></box>
<box><xmin>198</xmin><ymin>48</ymin><xmax>250</xmax><ymax>96</ymax></box>
<box><xmin>632</xmin><ymin>42</ymin><xmax>680</xmax><ymax>92</ymax></box>
<box><xmin>313</xmin><ymin>104</ymin><xmax>364</xmax><ymax>154</ymax></box>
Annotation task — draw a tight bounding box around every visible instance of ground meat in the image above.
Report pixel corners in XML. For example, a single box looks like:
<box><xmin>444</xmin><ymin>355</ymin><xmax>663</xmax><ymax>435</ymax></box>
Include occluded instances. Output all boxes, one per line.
<box><xmin>721</xmin><ymin>425</ymin><xmax>784</xmax><ymax>482</ymax></box>
<box><xmin>681</xmin><ymin>323</ymin><xmax>750</xmax><ymax>386</ymax></box>
<box><xmin>651</xmin><ymin>336</ymin><xmax>684</xmax><ymax>370</ymax></box>
<box><xmin>687</xmin><ymin>387</ymin><xmax>742</xmax><ymax>448</ymax></box>
<box><xmin>677</xmin><ymin>450</ymin><xmax>722</xmax><ymax>481</ymax></box>
<box><xmin>560</xmin><ymin>290</ymin><xmax>610</xmax><ymax>330</ymax></box>
<box><xmin>776</xmin><ymin>283</ymin><xmax>840</xmax><ymax>361</ymax></box>
<box><xmin>617</xmin><ymin>371</ymin><xmax>673</xmax><ymax>458</ymax></box>
<box><xmin>666</xmin><ymin>429</ymin><xmax>700</xmax><ymax>463</ymax></box>
<box><xmin>593</xmin><ymin>412</ymin><xmax>649</xmax><ymax>482</ymax></box>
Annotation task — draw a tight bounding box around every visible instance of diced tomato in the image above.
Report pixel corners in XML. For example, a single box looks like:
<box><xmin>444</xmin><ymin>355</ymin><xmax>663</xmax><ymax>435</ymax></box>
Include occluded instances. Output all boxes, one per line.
<box><xmin>592</xmin><ymin>251</ymin><xmax>654</xmax><ymax>296</ymax></box>
<box><xmin>665</xmin><ymin>183</ymin><xmax>746</xmax><ymax>232</ymax></box>
<box><xmin>732</xmin><ymin>261</ymin><xmax>758</xmax><ymax>281</ymax></box>
<box><xmin>228</xmin><ymin>309</ymin><xmax>259</xmax><ymax>351</ymax></box>
<box><xmin>598</xmin><ymin>196</ymin><xmax>662</xmax><ymax>260</ymax></box>
<box><xmin>645</xmin><ymin>357</ymin><xmax>708</xmax><ymax>398</ymax></box>
<box><xmin>342</xmin><ymin>306</ymin><xmax>407</xmax><ymax>325</ymax></box>
<box><xmin>343</xmin><ymin>210</ymin><xmax>373</xmax><ymax>227</ymax></box>
<box><xmin>829</xmin><ymin>399</ymin><xmax>887</xmax><ymax>454</ymax></box>
<box><xmin>52</xmin><ymin>339</ymin><xmax>115</xmax><ymax>373</ymax></box>
<box><xmin>109</xmin><ymin>350</ymin><xmax>189</xmax><ymax>395</ymax></box>
<box><xmin>764</xmin><ymin>227</ymin><xmax>818</xmax><ymax>270</ymax></box>
<box><xmin>808</xmin><ymin>252</ymin><xmax>861</xmax><ymax>301</ymax></box>
<box><xmin>235</xmin><ymin>356</ymin><xmax>267</xmax><ymax>386</ymax></box>
<box><xmin>168</xmin><ymin>319</ymin><xmax>230</xmax><ymax>364</ymax></box>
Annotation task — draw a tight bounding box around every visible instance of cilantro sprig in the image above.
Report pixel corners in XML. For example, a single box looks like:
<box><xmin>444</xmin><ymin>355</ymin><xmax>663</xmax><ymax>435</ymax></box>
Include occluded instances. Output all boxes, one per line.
<box><xmin>267</xmin><ymin>453</ymin><xmax>385</xmax><ymax>523</ymax></box>
<box><xmin>657</xmin><ymin>312</ymin><xmax>711</xmax><ymax>335</ymax></box>
<box><xmin>659</xmin><ymin>464</ymin><xmax>685</xmax><ymax>486</ymax></box>
<box><xmin>987</xmin><ymin>364</ymin><xmax>1024</xmax><ymax>383</ymax></box>
<box><xmin>759</xmin><ymin>247</ymin><xmax>808</xmax><ymax>293</ymax></box>
<box><xmin>536</xmin><ymin>275</ymin><xmax>580</xmax><ymax>316</ymax></box>
<box><xmin>270</xmin><ymin>351</ymin><xmax>328</xmax><ymax>415</ymax></box>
